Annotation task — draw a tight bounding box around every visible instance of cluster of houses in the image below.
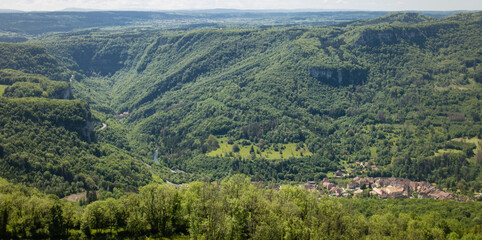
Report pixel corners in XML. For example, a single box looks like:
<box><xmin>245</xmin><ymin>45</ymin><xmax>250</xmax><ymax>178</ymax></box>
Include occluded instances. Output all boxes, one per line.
<box><xmin>333</xmin><ymin>162</ymin><xmax>379</xmax><ymax>178</ymax></box>
<box><xmin>158</xmin><ymin>175</ymin><xmax>472</xmax><ymax>201</ymax></box>
<box><xmin>300</xmin><ymin>177</ymin><xmax>469</xmax><ymax>201</ymax></box>
<box><xmin>114</xmin><ymin>111</ymin><xmax>130</xmax><ymax>120</ymax></box>
<box><xmin>355</xmin><ymin>161</ymin><xmax>378</xmax><ymax>171</ymax></box>
<box><xmin>150</xmin><ymin>165</ymin><xmax>471</xmax><ymax>201</ymax></box>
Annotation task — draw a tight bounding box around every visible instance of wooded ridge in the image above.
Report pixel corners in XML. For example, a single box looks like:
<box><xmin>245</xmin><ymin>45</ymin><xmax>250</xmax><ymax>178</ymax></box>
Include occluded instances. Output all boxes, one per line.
<box><xmin>0</xmin><ymin>10</ymin><xmax>480</xmax><ymax>239</ymax></box>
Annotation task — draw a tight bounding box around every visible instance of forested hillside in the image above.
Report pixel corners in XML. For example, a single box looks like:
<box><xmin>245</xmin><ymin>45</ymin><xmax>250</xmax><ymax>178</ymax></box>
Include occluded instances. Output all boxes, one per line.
<box><xmin>31</xmin><ymin>11</ymin><xmax>482</xmax><ymax>194</ymax></box>
<box><xmin>0</xmin><ymin>43</ymin><xmax>71</xmax><ymax>81</ymax></box>
<box><xmin>0</xmin><ymin>10</ymin><xmax>481</xmax><ymax>239</ymax></box>
<box><xmin>0</xmin><ymin>43</ymin><xmax>153</xmax><ymax>197</ymax></box>
<box><xmin>0</xmin><ymin>69</ymin><xmax>70</xmax><ymax>98</ymax></box>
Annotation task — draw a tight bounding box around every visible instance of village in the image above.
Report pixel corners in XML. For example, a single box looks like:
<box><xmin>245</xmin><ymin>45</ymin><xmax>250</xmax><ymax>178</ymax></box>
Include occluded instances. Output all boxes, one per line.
<box><xmin>163</xmin><ymin>167</ymin><xmax>469</xmax><ymax>201</ymax></box>
<box><xmin>161</xmin><ymin>160</ymin><xmax>471</xmax><ymax>201</ymax></box>
<box><xmin>298</xmin><ymin>176</ymin><xmax>472</xmax><ymax>201</ymax></box>
<box><xmin>114</xmin><ymin>111</ymin><xmax>130</xmax><ymax>120</ymax></box>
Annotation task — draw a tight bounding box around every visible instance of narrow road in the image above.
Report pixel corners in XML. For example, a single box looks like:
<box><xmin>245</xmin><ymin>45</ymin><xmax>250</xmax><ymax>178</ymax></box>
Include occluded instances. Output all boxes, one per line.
<box><xmin>98</xmin><ymin>123</ymin><xmax>107</xmax><ymax>131</ymax></box>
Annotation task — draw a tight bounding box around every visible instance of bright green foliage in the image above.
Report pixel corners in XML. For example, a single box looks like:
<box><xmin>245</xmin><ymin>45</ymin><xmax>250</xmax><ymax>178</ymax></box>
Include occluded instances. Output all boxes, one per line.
<box><xmin>33</xmin><ymin>11</ymin><xmax>482</xmax><ymax>191</ymax></box>
<box><xmin>0</xmin><ymin>43</ymin><xmax>156</xmax><ymax>197</ymax></box>
<box><xmin>0</xmin><ymin>85</ymin><xmax>8</xmax><ymax>96</ymax></box>
<box><xmin>1</xmin><ymin>175</ymin><xmax>481</xmax><ymax>239</ymax></box>
<box><xmin>0</xmin><ymin>11</ymin><xmax>480</xmax><ymax>239</ymax></box>
<box><xmin>206</xmin><ymin>137</ymin><xmax>313</xmax><ymax>159</ymax></box>
<box><xmin>0</xmin><ymin>97</ymin><xmax>151</xmax><ymax>196</ymax></box>
<box><xmin>139</xmin><ymin>183</ymin><xmax>181</xmax><ymax>235</ymax></box>
<box><xmin>0</xmin><ymin>43</ymin><xmax>71</xmax><ymax>81</ymax></box>
<box><xmin>1</xmin><ymin>11</ymin><xmax>482</xmax><ymax>197</ymax></box>
<box><xmin>0</xmin><ymin>178</ymin><xmax>77</xmax><ymax>238</ymax></box>
<box><xmin>0</xmin><ymin>69</ymin><xmax>70</xmax><ymax>98</ymax></box>
<box><xmin>0</xmin><ymin>11</ymin><xmax>480</xmax><ymax>193</ymax></box>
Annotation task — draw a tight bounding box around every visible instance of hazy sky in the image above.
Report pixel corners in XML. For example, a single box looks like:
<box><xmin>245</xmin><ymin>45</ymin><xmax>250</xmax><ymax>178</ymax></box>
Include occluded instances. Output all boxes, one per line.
<box><xmin>1</xmin><ymin>0</ymin><xmax>481</xmax><ymax>12</ymax></box>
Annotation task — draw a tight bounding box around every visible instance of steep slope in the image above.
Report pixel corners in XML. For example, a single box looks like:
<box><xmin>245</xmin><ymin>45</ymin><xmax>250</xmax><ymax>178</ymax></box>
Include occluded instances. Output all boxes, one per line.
<box><xmin>0</xmin><ymin>69</ymin><xmax>71</xmax><ymax>98</ymax></box>
<box><xmin>0</xmin><ymin>42</ymin><xmax>71</xmax><ymax>81</ymax></box>
<box><xmin>0</xmin><ymin>43</ymin><xmax>153</xmax><ymax>197</ymax></box>
<box><xmin>36</xmin><ymin>12</ymin><xmax>481</xmax><ymax>192</ymax></box>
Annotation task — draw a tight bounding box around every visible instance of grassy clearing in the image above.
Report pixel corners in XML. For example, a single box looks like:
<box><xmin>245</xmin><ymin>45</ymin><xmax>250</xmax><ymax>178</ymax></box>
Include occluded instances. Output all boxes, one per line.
<box><xmin>452</xmin><ymin>137</ymin><xmax>481</xmax><ymax>163</ymax></box>
<box><xmin>206</xmin><ymin>137</ymin><xmax>312</xmax><ymax>160</ymax></box>
<box><xmin>434</xmin><ymin>149</ymin><xmax>464</xmax><ymax>156</ymax></box>
<box><xmin>0</xmin><ymin>85</ymin><xmax>7</xmax><ymax>96</ymax></box>
<box><xmin>451</xmin><ymin>137</ymin><xmax>481</xmax><ymax>153</ymax></box>
<box><xmin>369</xmin><ymin>146</ymin><xmax>378</xmax><ymax>159</ymax></box>
<box><xmin>434</xmin><ymin>137</ymin><xmax>481</xmax><ymax>162</ymax></box>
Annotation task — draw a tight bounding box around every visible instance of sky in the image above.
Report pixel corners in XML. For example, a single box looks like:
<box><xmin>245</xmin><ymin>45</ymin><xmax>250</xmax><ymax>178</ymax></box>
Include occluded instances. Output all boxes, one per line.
<box><xmin>1</xmin><ymin>0</ymin><xmax>481</xmax><ymax>12</ymax></box>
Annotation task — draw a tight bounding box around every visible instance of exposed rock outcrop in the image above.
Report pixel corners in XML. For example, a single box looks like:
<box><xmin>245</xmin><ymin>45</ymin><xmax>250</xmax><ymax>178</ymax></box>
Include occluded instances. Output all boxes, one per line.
<box><xmin>309</xmin><ymin>67</ymin><xmax>368</xmax><ymax>86</ymax></box>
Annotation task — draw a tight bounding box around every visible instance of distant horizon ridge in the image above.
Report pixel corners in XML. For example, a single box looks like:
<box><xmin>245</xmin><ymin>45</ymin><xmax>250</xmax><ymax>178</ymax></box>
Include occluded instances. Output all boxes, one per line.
<box><xmin>0</xmin><ymin>8</ymin><xmax>476</xmax><ymax>13</ymax></box>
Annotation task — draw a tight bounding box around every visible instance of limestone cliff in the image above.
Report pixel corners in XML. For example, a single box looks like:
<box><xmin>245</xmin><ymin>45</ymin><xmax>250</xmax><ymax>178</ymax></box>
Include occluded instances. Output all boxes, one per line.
<box><xmin>309</xmin><ymin>67</ymin><xmax>368</xmax><ymax>86</ymax></box>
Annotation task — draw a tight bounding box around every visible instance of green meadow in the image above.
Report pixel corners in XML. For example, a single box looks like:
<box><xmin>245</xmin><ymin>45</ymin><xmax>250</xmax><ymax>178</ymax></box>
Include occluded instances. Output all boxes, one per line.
<box><xmin>0</xmin><ymin>85</ymin><xmax>7</xmax><ymax>96</ymax></box>
<box><xmin>206</xmin><ymin>137</ymin><xmax>313</xmax><ymax>160</ymax></box>
<box><xmin>434</xmin><ymin>137</ymin><xmax>481</xmax><ymax>162</ymax></box>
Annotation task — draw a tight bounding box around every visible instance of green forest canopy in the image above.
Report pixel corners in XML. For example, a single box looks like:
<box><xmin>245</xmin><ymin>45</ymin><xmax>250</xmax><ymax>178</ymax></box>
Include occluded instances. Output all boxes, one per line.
<box><xmin>0</xmin><ymin>175</ymin><xmax>480</xmax><ymax>239</ymax></box>
<box><xmin>0</xmin><ymin>10</ymin><xmax>480</xmax><ymax>239</ymax></box>
<box><xmin>0</xmin><ymin>11</ymin><xmax>480</xmax><ymax>197</ymax></box>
